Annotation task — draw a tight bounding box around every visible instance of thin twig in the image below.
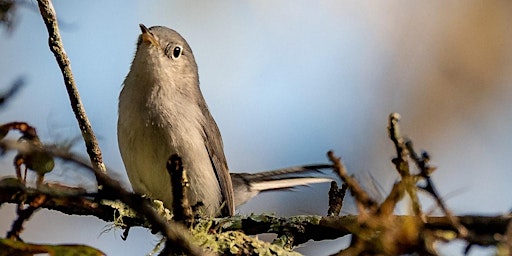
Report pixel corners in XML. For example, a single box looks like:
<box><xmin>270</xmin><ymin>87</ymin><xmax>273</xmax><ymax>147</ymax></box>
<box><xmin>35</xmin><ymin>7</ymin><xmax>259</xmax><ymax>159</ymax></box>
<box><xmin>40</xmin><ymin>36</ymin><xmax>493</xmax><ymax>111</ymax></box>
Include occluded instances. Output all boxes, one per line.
<box><xmin>327</xmin><ymin>151</ymin><xmax>378</xmax><ymax>213</ymax></box>
<box><xmin>36</xmin><ymin>0</ymin><xmax>105</xmax><ymax>175</ymax></box>
<box><xmin>388</xmin><ymin>112</ymin><xmax>410</xmax><ymax>177</ymax></box>
<box><xmin>0</xmin><ymin>0</ymin><xmax>16</xmax><ymax>31</ymax></box>
<box><xmin>387</xmin><ymin>113</ymin><xmax>424</xmax><ymax>218</ymax></box>
<box><xmin>327</xmin><ymin>181</ymin><xmax>347</xmax><ymax>216</ymax></box>
<box><xmin>7</xmin><ymin>194</ymin><xmax>47</xmax><ymax>241</ymax></box>
<box><xmin>0</xmin><ymin>77</ymin><xmax>24</xmax><ymax>107</ymax></box>
<box><xmin>406</xmin><ymin>140</ymin><xmax>468</xmax><ymax>237</ymax></box>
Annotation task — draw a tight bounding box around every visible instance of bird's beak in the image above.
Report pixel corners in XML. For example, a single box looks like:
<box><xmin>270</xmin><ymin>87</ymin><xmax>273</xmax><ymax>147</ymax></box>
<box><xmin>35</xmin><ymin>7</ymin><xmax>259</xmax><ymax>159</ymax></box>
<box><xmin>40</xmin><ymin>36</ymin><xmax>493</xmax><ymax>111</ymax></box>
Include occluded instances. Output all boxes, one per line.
<box><xmin>139</xmin><ymin>24</ymin><xmax>159</xmax><ymax>46</ymax></box>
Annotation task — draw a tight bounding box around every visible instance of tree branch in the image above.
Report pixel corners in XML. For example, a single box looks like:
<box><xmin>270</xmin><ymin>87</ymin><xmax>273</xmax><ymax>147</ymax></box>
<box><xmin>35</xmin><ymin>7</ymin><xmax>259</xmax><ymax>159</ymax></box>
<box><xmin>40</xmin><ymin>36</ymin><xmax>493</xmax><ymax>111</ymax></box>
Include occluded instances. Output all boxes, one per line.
<box><xmin>35</xmin><ymin>0</ymin><xmax>105</xmax><ymax>175</ymax></box>
<box><xmin>0</xmin><ymin>178</ymin><xmax>509</xmax><ymax>253</ymax></box>
<box><xmin>0</xmin><ymin>138</ymin><xmax>206</xmax><ymax>256</ymax></box>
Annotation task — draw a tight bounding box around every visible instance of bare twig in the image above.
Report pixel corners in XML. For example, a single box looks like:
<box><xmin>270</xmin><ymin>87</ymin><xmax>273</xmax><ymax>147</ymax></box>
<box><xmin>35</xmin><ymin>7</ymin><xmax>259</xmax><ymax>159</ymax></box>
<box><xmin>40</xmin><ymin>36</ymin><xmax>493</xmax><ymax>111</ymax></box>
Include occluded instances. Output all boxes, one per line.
<box><xmin>35</xmin><ymin>0</ymin><xmax>105</xmax><ymax>175</ymax></box>
<box><xmin>387</xmin><ymin>113</ymin><xmax>424</xmax><ymax>218</ymax></box>
<box><xmin>0</xmin><ymin>77</ymin><xmax>24</xmax><ymax>107</ymax></box>
<box><xmin>6</xmin><ymin>194</ymin><xmax>46</xmax><ymax>241</ymax></box>
<box><xmin>0</xmin><ymin>0</ymin><xmax>16</xmax><ymax>31</ymax></box>
<box><xmin>327</xmin><ymin>151</ymin><xmax>378</xmax><ymax>214</ymax></box>
<box><xmin>327</xmin><ymin>181</ymin><xmax>347</xmax><ymax>216</ymax></box>
<box><xmin>388</xmin><ymin>113</ymin><xmax>410</xmax><ymax>177</ymax></box>
<box><xmin>406</xmin><ymin>140</ymin><xmax>468</xmax><ymax>237</ymax></box>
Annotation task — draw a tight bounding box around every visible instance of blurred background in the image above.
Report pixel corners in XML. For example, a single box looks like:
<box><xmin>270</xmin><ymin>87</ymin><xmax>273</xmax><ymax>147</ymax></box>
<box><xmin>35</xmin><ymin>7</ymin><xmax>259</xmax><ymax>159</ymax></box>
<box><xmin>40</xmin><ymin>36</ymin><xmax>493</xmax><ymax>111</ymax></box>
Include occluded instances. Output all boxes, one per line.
<box><xmin>1</xmin><ymin>1</ymin><xmax>512</xmax><ymax>255</ymax></box>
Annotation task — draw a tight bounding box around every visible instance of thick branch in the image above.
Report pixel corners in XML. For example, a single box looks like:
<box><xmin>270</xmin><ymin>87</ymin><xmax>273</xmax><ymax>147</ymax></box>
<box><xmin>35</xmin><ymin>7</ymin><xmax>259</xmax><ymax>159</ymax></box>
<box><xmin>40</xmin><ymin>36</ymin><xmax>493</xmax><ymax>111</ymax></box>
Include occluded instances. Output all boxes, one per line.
<box><xmin>0</xmin><ymin>179</ymin><xmax>509</xmax><ymax>251</ymax></box>
<box><xmin>0</xmin><ymin>178</ymin><xmax>145</xmax><ymax>227</ymax></box>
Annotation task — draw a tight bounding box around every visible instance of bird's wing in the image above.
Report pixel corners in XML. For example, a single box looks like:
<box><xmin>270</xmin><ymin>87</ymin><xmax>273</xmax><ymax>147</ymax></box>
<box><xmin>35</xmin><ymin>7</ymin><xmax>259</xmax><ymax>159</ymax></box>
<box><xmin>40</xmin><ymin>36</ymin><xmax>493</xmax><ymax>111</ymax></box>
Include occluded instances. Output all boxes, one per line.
<box><xmin>201</xmin><ymin>105</ymin><xmax>235</xmax><ymax>216</ymax></box>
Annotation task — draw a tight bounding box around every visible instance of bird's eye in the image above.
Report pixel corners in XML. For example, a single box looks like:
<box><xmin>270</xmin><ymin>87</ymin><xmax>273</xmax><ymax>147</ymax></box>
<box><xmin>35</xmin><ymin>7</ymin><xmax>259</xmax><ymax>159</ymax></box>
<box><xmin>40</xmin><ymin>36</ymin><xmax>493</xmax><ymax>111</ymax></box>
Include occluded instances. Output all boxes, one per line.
<box><xmin>172</xmin><ymin>46</ymin><xmax>182</xmax><ymax>59</ymax></box>
<box><xmin>164</xmin><ymin>44</ymin><xmax>183</xmax><ymax>60</ymax></box>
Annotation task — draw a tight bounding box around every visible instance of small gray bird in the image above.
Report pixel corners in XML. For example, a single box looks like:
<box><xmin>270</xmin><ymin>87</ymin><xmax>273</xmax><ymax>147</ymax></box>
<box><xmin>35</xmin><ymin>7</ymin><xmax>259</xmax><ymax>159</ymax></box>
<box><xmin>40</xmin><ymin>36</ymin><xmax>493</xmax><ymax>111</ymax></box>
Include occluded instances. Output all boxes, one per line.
<box><xmin>118</xmin><ymin>24</ymin><xmax>234</xmax><ymax>216</ymax></box>
<box><xmin>118</xmin><ymin>24</ymin><xmax>331</xmax><ymax>217</ymax></box>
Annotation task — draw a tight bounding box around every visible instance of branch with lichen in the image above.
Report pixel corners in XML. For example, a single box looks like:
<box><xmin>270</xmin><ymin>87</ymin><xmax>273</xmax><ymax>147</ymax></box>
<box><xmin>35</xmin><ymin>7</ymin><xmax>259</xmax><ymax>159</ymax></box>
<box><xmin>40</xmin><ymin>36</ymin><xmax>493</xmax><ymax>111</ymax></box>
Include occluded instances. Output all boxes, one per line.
<box><xmin>1</xmin><ymin>125</ymin><xmax>511</xmax><ymax>255</ymax></box>
<box><xmin>0</xmin><ymin>170</ymin><xmax>510</xmax><ymax>255</ymax></box>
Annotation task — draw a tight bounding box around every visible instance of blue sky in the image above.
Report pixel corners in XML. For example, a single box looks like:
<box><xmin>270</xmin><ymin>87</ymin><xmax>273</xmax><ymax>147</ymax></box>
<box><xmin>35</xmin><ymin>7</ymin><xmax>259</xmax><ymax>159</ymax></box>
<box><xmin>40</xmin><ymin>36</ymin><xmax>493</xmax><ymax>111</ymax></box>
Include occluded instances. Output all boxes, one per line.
<box><xmin>1</xmin><ymin>1</ymin><xmax>511</xmax><ymax>255</ymax></box>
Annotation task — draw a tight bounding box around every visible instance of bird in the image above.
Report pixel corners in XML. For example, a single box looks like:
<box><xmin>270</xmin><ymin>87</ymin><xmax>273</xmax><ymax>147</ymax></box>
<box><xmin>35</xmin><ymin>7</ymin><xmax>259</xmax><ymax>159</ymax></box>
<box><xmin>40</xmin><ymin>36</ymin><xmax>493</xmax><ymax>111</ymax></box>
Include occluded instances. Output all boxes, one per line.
<box><xmin>118</xmin><ymin>24</ymin><xmax>331</xmax><ymax>217</ymax></box>
<box><xmin>118</xmin><ymin>24</ymin><xmax>234</xmax><ymax>217</ymax></box>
